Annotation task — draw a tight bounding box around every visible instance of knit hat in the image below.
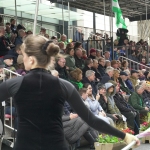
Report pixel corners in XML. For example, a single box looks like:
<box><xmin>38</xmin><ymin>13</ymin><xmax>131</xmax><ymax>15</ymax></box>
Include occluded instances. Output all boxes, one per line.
<box><xmin>131</xmin><ymin>69</ymin><xmax>139</xmax><ymax>75</ymax></box>
<box><xmin>17</xmin><ymin>55</ymin><xmax>23</xmax><ymax>65</ymax></box>
<box><xmin>3</xmin><ymin>55</ymin><xmax>14</xmax><ymax>60</ymax></box>
<box><xmin>90</xmin><ymin>48</ymin><xmax>96</xmax><ymax>54</ymax></box>
<box><xmin>144</xmin><ymin>71</ymin><xmax>149</xmax><ymax>78</ymax></box>
<box><xmin>120</xmin><ymin>71</ymin><xmax>128</xmax><ymax>76</ymax></box>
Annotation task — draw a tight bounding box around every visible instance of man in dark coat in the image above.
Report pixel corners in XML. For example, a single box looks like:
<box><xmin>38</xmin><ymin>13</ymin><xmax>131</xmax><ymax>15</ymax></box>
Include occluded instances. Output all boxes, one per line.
<box><xmin>82</xmin><ymin>58</ymin><xmax>93</xmax><ymax>78</ymax></box>
<box><xmin>74</xmin><ymin>48</ymin><xmax>85</xmax><ymax>70</ymax></box>
<box><xmin>98</xmin><ymin>58</ymin><xmax>106</xmax><ymax>77</ymax></box>
<box><xmin>101</xmin><ymin>67</ymin><xmax>114</xmax><ymax>84</ymax></box>
<box><xmin>55</xmin><ymin>57</ymin><xmax>69</xmax><ymax>81</ymax></box>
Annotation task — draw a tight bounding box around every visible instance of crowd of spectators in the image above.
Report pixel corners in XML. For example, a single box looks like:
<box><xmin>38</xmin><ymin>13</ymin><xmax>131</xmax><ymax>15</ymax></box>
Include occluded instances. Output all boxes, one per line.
<box><xmin>1</xmin><ymin>17</ymin><xmax>150</xmax><ymax>149</ymax></box>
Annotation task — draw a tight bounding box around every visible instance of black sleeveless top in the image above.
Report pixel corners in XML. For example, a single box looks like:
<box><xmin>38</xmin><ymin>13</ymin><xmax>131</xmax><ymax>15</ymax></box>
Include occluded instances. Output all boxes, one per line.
<box><xmin>0</xmin><ymin>68</ymin><xmax>125</xmax><ymax>150</ymax></box>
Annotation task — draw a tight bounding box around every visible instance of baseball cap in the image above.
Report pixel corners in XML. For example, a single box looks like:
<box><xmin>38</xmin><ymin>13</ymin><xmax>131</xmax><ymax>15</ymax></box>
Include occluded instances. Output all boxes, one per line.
<box><xmin>131</xmin><ymin>70</ymin><xmax>139</xmax><ymax>74</ymax></box>
<box><xmin>120</xmin><ymin>71</ymin><xmax>128</xmax><ymax>76</ymax></box>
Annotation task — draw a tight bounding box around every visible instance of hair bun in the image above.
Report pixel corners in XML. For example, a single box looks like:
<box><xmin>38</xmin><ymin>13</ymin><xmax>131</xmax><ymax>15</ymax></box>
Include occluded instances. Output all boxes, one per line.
<box><xmin>45</xmin><ymin>42</ymin><xmax>59</xmax><ymax>57</ymax></box>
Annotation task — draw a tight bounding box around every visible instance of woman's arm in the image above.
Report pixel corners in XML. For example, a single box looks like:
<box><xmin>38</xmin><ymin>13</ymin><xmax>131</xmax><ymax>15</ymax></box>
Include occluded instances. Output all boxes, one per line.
<box><xmin>0</xmin><ymin>77</ymin><xmax>23</xmax><ymax>101</ymax></box>
<box><xmin>59</xmin><ymin>79</ymin><xmax>126</xmax><ymax>139</ymax></box>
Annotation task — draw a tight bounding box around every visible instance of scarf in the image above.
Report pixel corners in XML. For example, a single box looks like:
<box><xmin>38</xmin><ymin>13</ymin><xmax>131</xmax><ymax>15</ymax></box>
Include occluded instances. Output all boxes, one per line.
<box><xmin>71</xmin><ymin>81</ymin><xmax>83</xmax><ymax>89</ymax></box>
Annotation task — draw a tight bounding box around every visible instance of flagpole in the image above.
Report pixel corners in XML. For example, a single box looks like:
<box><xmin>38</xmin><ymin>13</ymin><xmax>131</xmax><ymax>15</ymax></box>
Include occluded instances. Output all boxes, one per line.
<box><xmin>62</xmin><ymin>0</ymin><xmax>64</xmax><ymax>34</ymax></box>
<box><xmin>103</xmin><ymin>0</ymin><xmax>106</xmax><ymax>35</ymax></box>
<box><xmin>33</xmin><ymin>0</ymin><xmax>40</xmax><ymax>35</ymax></box>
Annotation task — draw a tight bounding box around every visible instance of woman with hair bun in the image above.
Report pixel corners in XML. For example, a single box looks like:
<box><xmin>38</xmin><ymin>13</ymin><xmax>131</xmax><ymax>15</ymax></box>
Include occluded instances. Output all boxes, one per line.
<box><xmin>0</xmin><ymin>35</ymin><xmax>140</xmax><ymax>150</ymax></box>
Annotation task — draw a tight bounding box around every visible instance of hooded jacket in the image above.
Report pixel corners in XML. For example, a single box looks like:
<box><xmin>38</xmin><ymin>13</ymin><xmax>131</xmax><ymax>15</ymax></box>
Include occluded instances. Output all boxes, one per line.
<box><xmin>105</xmin><ymin>83</ymin><xmax>121</xmax><ymax>115</ymax></box>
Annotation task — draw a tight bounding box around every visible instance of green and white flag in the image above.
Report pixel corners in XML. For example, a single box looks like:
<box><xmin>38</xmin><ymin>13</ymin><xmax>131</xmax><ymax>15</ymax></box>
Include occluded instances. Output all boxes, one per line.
<box><xmin>112</xmin><ymin>0</ymin><xmax>127</xmax><ymax>29</ymax></box>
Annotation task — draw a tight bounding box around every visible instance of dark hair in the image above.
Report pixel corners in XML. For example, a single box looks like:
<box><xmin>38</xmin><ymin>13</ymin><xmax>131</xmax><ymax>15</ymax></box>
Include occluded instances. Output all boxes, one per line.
<box><xmin>83</xmin><ymin>83</ymin><xmax>90</xmax><ymax>88</ymax></box>
<box><xmin>79</xmin><ymin>88</ymin><xmax>87</xmax><ymax>96</ymax></box>
<box><xmin>121</xmin><ymin>60</ymin><xmax>128</xmax><ymax>67</ymax></box>
<box><xmin>74</xmin><ymin>41</ymin><xmax>82</xmax><ymax>50</ymax></box>
<box><xmin>98</xmin><ymin>58</ymin><xmax>105</xmax><ymax>63</ymax></box>
<box><xmin>70</xmin><ymin>68</ymin><xmax>82</xmax><ymax>81</ymax></box>
<box><xmin>66</xmin><ymin>43</ymin><xmax>74</xmax><ymax>50</ymax></box>
<box><xmin>66</xmin><ymin>48</ymin><xmax>74</xmax><ymax>55</ymax></box>
<box><xmin>22</xmin><ymin>35</ymin><xmax>59</xmax><ymax>67</ymax></box>
<box><xmin>85</xmin><ymin>58</ymin><xmax>92</xmax><ymax>66</ymax></box>
<box><xmin>15</xmin><ymin>44</ymin><xmax>22</xmax><ymax>52</ymax></box>
<box><xmin>6</xmin><ymin>22</ymin><xmax>10</xmax><ymax>26</ymax></box>
<box><xmin>10</xmin><ymin>18</ymin><xmax>15</xmax><ymax>23</ymax></box>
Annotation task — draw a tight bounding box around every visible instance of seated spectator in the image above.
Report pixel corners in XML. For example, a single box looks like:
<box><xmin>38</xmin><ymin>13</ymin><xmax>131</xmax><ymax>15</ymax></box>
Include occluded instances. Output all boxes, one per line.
<box><xmin>44</xmin><ymin>34</ymin><xmax>50</xmax><ymax>39</ymax></box>
<box><xmin>82</xmin><ymin>50</ymin><xmax>87</xmax><ymax>60</ymax></box>
<box><xmin>70</xmin><ymin>68</ymin><xmax>83</xmax><ymax>90</ymax></box>
<box><xmin>101</xmin><ymin>67</ymin><xmax>114</xmax><ymax>84</ymax></box>
<box><xmin>40</xmin><ymin>27</ymin><xmax>46</xmax><ymax>35</ymax></box>
<box><xmin>138</xmin><ymin>70</ymin><xmax>145</xmax><ymax>81</ymax></box>
<box><xmin>128</xmin><ymin>85</ymin><xmax>149</xmax><ymax>115</ymax></box>
<box><xmin>0</xmin><ymin>60</ymin><xmax>5</xmax><ymax>83</ymax></box>
<box><xmin>130</xmin><ymin>70</ymin><xmax>139</xmax><ymax>90</ymax></box>
<box><xmin>121</xmin><ymin>60</ymin><xmax>129</xmax><ymax>71</ymax></box>
<box><xmin>51</xmin><ymin>70</ymin><xmax>59</xmax><ymax>78</ymax></box>
<box><xmin>85</xmin><ymin>83</ymin><xmax>114</xmax><ymax>126</ymax></box>
<box><xmin>59</xmin><ymin>34</ymin><xmax>68</xmax><ymax>46</ymax></box>
<box><xmin>82</xmin><ymin>58</ymin><xmax>93</xmax><ymax>77</ymax></box>
<box><xmin>104</xmin><ymin>51</ymin><xmax>110</xmax><ymax>61</ymax></box>
<box><xmin>58</xmin><ymin>42</ymin><xmax>65</xmax><ymax>54</ymax></box>
<box><xmin>144</xmin><ymin>71</ymin><xmax>150</xmax><ymax>81</ymax></box>
<box><xmin>82</xmin><ymin>70</ymin><xmax>97</xmax><ymax>97</ymax></box>
<box><xmin>3</xmin><ymin>55</ymin><xmax>16</xmax><ymax>79</ymax></box>
<box><xmin>16</xmin><ymin>55</ymin><xmax>26</xmax><ymax>76</ymax></box>
<box><xmin>63</xmin><ymin>101</ymin><xmax>98</xmax><ymax>149</ymax></box>
<box><xmin>96</xmin><ymin>49</ymin><xmax>102</xmax><ymax>60</ymax></box>
<box><xmin>0</xmin><ymin>26</ymin><xmax>10</xmax><ymax>56</ymax></box>
<box><xmin>26</xmin><ymin>30</ymin><xmax>33</xmax><ymax>36</ymax></box>
<box><xmin>105</xmin><ymin>82</ymin><xmax>126</xmax><ymax>129</ymax></box>
<box><xmin>47</xmin><ymin>56</ymin><xmax>56</xmax><ymax>71</ymax></box>
<box><xmin>7</xmin><ymin>44</ymin><xmax>22</xmax><ymax>64</ymax></box>
<box><xmin>74</xmin><ymin>41</ymin><xmax>82</xmax><ymax>50</ymax></box>
<box><xmin>124</xmin><ymin>70</ymin><xmax>134</xmax><ymax>92</ymax></box>
<box><xmin>113</xmin><ymin>69</ymin><xmax>120</xmax><ymax>84</ymax></box>
<box><xmin>105</xmin><ymin>60</ymin><xmax>111</xmax><ymax>68</ymax></box>
<box><xmin>14</xmin><ymin>29</ymin><xmax>26</xmax><ymax>45</ymax></box>
<box><xmin>117</xmin><ymin>60</ymin><xmax>122</xmax><ymax>71</ymax></box>
<box><xmin>114</xmin><ymin>84</ymin><xmax>140</xmax><ymax>135</ymax></box>
<box><xmin>89</xmin><ymin>48</ymin><xmax>96</xmax><ymax>60</ymax></box>
<box><xmin>140</xmin><ymin>58</ymin><xmax>147</xmax><ymax>70</ymax></box>
<box><xmin>91</xmin><ymin>59</ymin><xmax>102</xmax><ymax>80</ymax></box>
<box><xmin>55</xmin><ymin>57</ymin><xmax>69</xmax><ymax>81</ymax></box>
<box><xmin>119</xmin><ymin>71</ymin><xmax>132</xmax><ymax>95</ymax></box>
<box><xmin>111</xmin><ymin>60</ymin><xmax>118</xmax><ymax>69</ymax></box>
<box><xmin>98</xmin><ymin>58</ymin><xmax>106</xmax><ymax>77</ymax></box>
<box><xmin>97</xmin><ymin>83</ymin><xmax>117</xmax><ymax>122</ymax></box>
<box><xmin>65</xmin><ymin>48</ymin><xmax>77</xmax><ymax>71</ymax></box>
<box><xmin>74</xmin><ymin>48</ymin><xmax>85</xmax><ymax>70</ymax></box>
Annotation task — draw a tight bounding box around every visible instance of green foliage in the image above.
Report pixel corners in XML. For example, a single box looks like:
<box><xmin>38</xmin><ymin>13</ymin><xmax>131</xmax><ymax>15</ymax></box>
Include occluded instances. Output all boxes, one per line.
<box><xmin>97</xmin><ymin>134</ymin><xmax>122</xmax><ymax>143</ymax></box>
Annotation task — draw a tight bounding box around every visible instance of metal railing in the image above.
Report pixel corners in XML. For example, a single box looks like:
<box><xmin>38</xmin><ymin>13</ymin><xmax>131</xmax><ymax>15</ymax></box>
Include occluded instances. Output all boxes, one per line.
<box><xmin>0</xmin><ymin>14</ymin><xmax>61</xmax><ymax>38</ymax></box>
<box><xmin>119</xmin><ymin>56</ymin><xmax>150</xmax><ymax>71</ymax></box>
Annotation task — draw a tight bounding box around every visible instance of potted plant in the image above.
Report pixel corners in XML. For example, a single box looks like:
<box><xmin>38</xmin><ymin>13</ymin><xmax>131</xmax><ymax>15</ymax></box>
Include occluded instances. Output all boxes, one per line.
<box><xmin>94</xmin><ymin>134</ymin><xmax>126</xmax><ymax>150</ymax></box>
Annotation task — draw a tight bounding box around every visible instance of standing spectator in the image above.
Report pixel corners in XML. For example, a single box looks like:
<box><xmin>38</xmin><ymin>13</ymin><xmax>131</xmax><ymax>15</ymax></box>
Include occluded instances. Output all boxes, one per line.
<box><xmin>65</xmin><ymin>48</ymin><xmax>76</xmax><ymax>71</ymax></box>
<box><xmin>98</xmin><ymin>58</ymin><xmax>106</xmax><ymax>77</ymax></box>
<box><xmin>89</xmin><ymin>48</ymin><xmax>96</xmax><ymax>60</ymax></box>
<box><xmin>128</xmin><ymin>51</ymin><xmax>139</xmax><ymax>69</ymax></box>
<box><xmin>74</xmin><ymin>48</ymin><xmax>85</xmax><ymax>70</ymax></box>
<box><xmin>55</xmin><ymin>57</ymin><xmax>69</xmax><ymax>81</ymax></box>
<box><xmin>82</xmin><ymin>58</ymin><xmax>93</xmax><ymax>77</ymax></box>
<box><xmin>10</xmin><ymin>18</ymin><xmax>16</xmax><ymax>33</ymax></box>
<box><xmin>101</xmin><ymin>67</ymin><xmax>114</xmax><ymax>84</ymax></box>
<box><xmin>40</xmin><ymin>27</ymin><xmax>46</xmax><ymax>35</ymax></box>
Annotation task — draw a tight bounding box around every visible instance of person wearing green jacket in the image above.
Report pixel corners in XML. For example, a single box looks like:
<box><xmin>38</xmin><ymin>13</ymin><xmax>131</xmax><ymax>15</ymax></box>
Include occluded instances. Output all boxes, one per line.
<box><xmin>128</xmin><ymin>85</ymin><xmax>149</xmax><ymax>114</ymax></box>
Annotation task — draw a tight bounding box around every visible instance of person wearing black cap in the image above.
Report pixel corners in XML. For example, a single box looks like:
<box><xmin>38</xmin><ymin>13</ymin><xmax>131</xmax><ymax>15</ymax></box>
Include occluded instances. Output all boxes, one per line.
<box><xmin>144</xmin><ymin>71</ymin><xmax>150</xmax><ymax>81</ymax></box>
<box><xmin>130</xmin><ymin>70</ymin><xmax>139</xmax><ymax>90</ymax></box>
<box><xmin>119</xmin><ymin>71</ymin><xmax>132</xmax><ymax>95</ymax></box>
